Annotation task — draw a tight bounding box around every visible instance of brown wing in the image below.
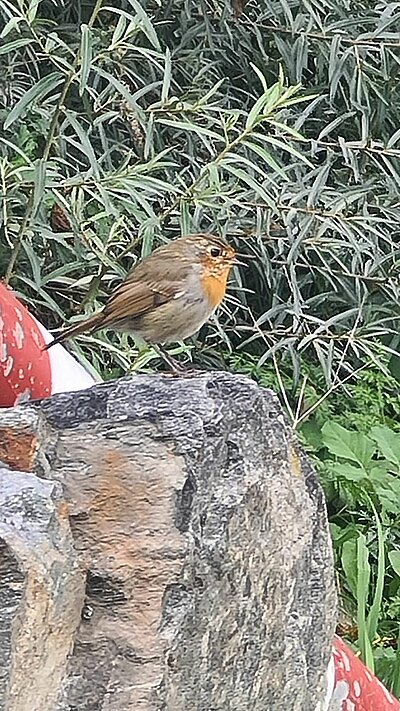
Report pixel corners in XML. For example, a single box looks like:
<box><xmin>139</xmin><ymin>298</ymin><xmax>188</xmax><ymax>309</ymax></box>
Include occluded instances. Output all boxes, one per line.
<box><xmin>100</xmin><ymin>279</ymin><xmax>185</xmax><ymax>327</ymax></box>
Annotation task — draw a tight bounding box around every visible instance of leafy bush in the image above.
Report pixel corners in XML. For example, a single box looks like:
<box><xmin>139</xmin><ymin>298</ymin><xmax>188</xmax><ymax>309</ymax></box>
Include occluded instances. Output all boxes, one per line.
<box><xmin>0</xmin><ymin>0</ymin><xmax>399</xmax><ymax>384</ymax></box>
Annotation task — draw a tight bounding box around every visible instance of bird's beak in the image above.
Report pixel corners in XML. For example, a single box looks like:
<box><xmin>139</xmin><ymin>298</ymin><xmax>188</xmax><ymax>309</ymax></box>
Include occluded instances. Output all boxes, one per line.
<box><xmin>232</xmin><ymin>253</ymin><xmax>255</xmax><ymax>266</ymax></box>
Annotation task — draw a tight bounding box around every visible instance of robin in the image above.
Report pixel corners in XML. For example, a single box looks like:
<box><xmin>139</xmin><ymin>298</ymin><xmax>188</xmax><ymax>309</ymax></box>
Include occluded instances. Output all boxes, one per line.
<box><xmin>44</xmin><ymin>233</ymin><xmax>239</xmax><ymax>371</ymax></box>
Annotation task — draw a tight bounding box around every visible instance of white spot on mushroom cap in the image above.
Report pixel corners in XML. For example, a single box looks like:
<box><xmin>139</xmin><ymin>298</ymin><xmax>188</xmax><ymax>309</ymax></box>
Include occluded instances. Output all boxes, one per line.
<box><xmin>3</xmin><ymin>355</ymin><xmax>13</xmax><ymax>377</ymax></box>
<box><xmin>353</xmin><ymin>680</ymin><xmax>361</xmax><ymax>697</ymax></box>
<box><xmin>340</xmin><ymin>651</ymin><xmax>351</xmax><ymax>672</ymax></box>
<box><xmin>13</xmin><ymin>321</ymin><xmax>24</xmax><ymax>349</ymax></box>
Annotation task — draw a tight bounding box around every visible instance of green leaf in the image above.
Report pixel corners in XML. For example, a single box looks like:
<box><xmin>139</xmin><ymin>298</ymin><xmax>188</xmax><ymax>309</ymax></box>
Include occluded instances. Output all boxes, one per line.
<box><xmin>370</xmin><ymin>426</ymin><xmax>400</xmax><ymax>469</ymax></box>
<box><xmin>250</xmin><ymin>62</ymin><xmax>268</xmax><ymax>93</ymax></box>
<box><xmin>156</xmin><ymin>119</ymin><xmax>222</xmax><ymax>142</ymax></box>
<box><xmin>366</xmin><ymin>501</ymin><xmax>385</xmax><ymax>642</ymax></box>
<box><xmin>26</xmin><ymin>0</ymin><xmax>41</xmax><ymax>23</ymax></box>
<box><xmin>341</xmin><ymin>539</ymin><xmax>358</xmax><ymax>598</ymax></box>
<box><xmin>242</xmin><ymin>139</ymin><xmax>289</xmax><ymax>180</ymax></box>
<box><xmin>79</xmin><ymin>24</ymin><xmax>93</xmax><ymax>96</ymax></box>
<box><xmin>321</xmin><ymin>422</ymin><xmax>376</xmax><ymax>468</ymax></box>
<box><xmin>220</xmin><ymin>163</ymin><xmax>276</xmax><ymax>208</ymax></box>
<box><xmin>125</xmin><ymin>0</ymin><xmax>161</xmax><ymax>50</ymax></box>
<box><xmin>332</xmin><ymin>463</ymin><xmax>366</xmax><ymax>482</ymax></box>
<box><xmin>257</xmin><ymin>133</ymin><xmax>314</xmax><ymax>168</ymax></box>
<box><xmin>4</xmin><ymin>72</ymin><xmax>64</xmax><ymax>129</ymax></box>
<box><xmin>0</xmin><ymin>37</ymin><xmax>33</xmax><ymax>55</ymax></box>
<box><xmin>389</xmin><ymin>551</ymin><xmax>400</xmax><ymax>578</ymax></box>
<box><xmin>32</xmin><ymin>158</ymin><xmax>47</xmax><ymax>219</ymax></box>
<box><xmin>357</xmin><ymin>532</ymin><xmax>374</xmax><ymax>671</ymax></box>
<box><xmin>161</xmin><ymin>48</ymin><xmax>171</xmax><ymax>103</ymax></box>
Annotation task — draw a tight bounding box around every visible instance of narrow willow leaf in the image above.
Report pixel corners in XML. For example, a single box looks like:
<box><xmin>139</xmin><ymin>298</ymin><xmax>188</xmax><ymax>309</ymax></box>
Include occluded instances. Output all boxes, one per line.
<box><xmin>317</xmin><ymin>113</ymin><xmax>355</xmax><ymax>141</ymax></box>
<box><xmin>0</xmin><ymin>136</ymin><xmax>32</xmax><ymax>163</ymax></box>
<box><xmin>0</xmin><ymin>37</ymin><xmax>33</xmax><ymax>54</ymax></box>
<box><xmin>387</xmin><ymin>127</ymin><xmax>400</xmax><ymax>149</ymax></box>
<box><xmin>258</xmin><ymin>134</ymin><xmax>314</xmax><ymax>168</ymax></box>
<box><xmin>242</xmin><ymin>139</ymin><xmax>289</xmax><ymax>180</ymax></box>
<box><xmin>220</xmin><ymin>163</ymin><xmax>275</xmax><ymax>208</ymax></box>
<box><xmin>22</xmin><ymin>240</ymin><xmax>42</xmax><ymax>286</ymax></box>
<box><xmin>250</xmin><ymin>62</ymin><xmax>268</xmax><ymax>93</ymax></box>
<box><xmin>111</xmin><ymin>14</ymin><xmax>127</xmax><ymax>46</ymax></box>
<box><xmin>92</xmin><ymin>66</ymin><xmax>139</xmax><ymax>107</ymax></box>
<box><xmin>79</xmin><ymin>24</ymin><xmax>93</xmax><ymax>96</ymax></box>
<box><xmin>63</xmin><ymin>112</ymin><xmax>100</xmax><ymax>178</ymax></box>
<box><xmin>156</xmin><ymin>119</ymin><xmax>222</xmax><ymax>142</ymax></box>
<box><xmin>4</xmin><ymin>72</ymin><xmax>63</xmax><ymax>129</ymax></box>
<box><xmin>1</xmin><ymin>16</ymin><xmax>24</xmax><ymax>38</ymax></box>
<box><xmin>32</xmin><ymin>158</ymin><xmax>46</xmax><ymax>218</ymax></box>
<box><xmin>196</xmin><ymin>78</ymin><xmax>225</xmax><ymax>106</ymax></box>
<box><xmin>222</xmin><ymin>152</ymin><xmax>279</xmax><ymax>187</ymax></box>
<box><xmin>180</xmin><ymin>201</ymin><xmax>192</xmax><ymax>236</ymax></box>
<box><xmin>246</xmin><ymin>81</ymin><xmax>288</xmax><ymax>130</ymax></box>
<box><xmin>125</xmin><ymin>0</ymin><xmax>161</xmax><ymax>50</ymax></box>
<box><xmin>161</xmin><ymin>48</ymin><xmax>171</xmax><ymax>103</ymax></box>
<box><xmin>27</xmin><ymin>0</ymin><xmax>41</xmax><ymax>23</ymax></box>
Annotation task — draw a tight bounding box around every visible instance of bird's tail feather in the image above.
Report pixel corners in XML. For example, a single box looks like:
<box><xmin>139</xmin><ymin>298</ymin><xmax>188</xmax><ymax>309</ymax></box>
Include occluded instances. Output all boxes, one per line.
<box><xmin>43</xmin><ymin>312</ymin><xmax>104</xmax><ymax>351</ymax></box>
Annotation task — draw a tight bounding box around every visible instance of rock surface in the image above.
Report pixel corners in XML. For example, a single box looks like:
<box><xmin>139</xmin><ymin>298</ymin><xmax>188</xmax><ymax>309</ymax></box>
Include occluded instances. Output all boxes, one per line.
<box><xmin>0</xmin><ymin>372</ymin><xmax>337</xmax><ymax>710</ymax></box>
<box><xmin>0</xmin><ymin>467</ymin><xmax>85</xmax><ymax>711</ymax></box>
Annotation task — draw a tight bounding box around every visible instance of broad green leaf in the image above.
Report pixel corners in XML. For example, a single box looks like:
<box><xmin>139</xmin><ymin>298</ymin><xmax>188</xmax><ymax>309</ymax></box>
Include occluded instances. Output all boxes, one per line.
<box><xmin>370</xmin><ymin>426</ymin><xmax>400</xmax><ymax>469</ymax></box>
<box><xmin>332</xmin><ymin>463</ymin><xmax>366</xmax><ymax>482</ymax></box>
<box><xmin>389</xmin><ymin>551</ymin><xmax>400</xmax><ymax>578</ymax></box>
<box><xmin>4</xmin><ymin>72</ymin><xmax>64</xmax><ymax>129</ymax></box>
<box><xmin>321</xmin><ymin>422</ymin><xmax>375</xmax><ymax>468</ymax></box>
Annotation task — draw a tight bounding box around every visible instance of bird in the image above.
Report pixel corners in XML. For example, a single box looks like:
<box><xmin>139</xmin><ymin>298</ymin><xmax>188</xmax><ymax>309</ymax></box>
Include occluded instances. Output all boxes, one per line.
<box><xmin>44</xmin><ymin>233</ymin><xmax>239</xmax><ymax>372</ymax></box>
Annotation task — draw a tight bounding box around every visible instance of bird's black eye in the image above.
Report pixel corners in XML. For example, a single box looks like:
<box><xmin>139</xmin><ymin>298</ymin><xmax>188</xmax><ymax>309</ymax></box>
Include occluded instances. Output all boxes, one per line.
<box><xmin>210</xmin><ymin>246</ymin><xmax>222</xmax><ymax>258</ymax></box>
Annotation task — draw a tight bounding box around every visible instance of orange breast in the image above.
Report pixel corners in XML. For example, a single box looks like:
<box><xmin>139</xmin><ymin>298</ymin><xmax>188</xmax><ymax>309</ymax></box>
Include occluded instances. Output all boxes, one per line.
<box><xmin>200</xmin><ymin>268</ymin><xmax>230</xmax><ymax>310</ymax></box>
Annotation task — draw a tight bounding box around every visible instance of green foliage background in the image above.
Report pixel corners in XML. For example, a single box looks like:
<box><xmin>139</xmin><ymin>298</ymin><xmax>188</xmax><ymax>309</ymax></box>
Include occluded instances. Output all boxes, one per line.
<box><xmin>1</xmin><ymin>0</ymin><xmax>400</xmax><ymax>697</ymax></box>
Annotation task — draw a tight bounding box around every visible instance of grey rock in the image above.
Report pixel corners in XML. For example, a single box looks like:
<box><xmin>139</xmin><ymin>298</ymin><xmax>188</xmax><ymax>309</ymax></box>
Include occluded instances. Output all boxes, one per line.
<box><xmin>0</xmin><ymin>372</ymin><xmax>336</xmax><ymax>710</ymax></box>
<box><xmin>0</xmin><ymin>468</ymin><xmax>85</xmax><ymax>711</ymax></box>
<box><xmin>35</xmin><ymin>372</ymin><xmax>336</xmax><ymax>710</ymax></box>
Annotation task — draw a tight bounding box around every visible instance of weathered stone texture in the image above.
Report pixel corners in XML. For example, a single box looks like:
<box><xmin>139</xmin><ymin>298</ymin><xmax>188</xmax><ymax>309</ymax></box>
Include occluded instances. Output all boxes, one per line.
<box><xmin>0</xmin><ymin>467</ymin><xmax>85</xmax><ymax>711</ymax></box>
<box><xmin>0</xmin><ymin>372</ymin><xmax>337</xmax><ymax>710</ymax></box>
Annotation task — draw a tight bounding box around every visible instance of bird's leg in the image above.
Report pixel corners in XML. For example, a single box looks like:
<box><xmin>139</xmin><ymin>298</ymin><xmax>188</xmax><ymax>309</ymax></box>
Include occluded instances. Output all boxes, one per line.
<box><xmin>152</xmin><ymin>344</ymin><xmax>186</xmax><ymax>374</ymax></box>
